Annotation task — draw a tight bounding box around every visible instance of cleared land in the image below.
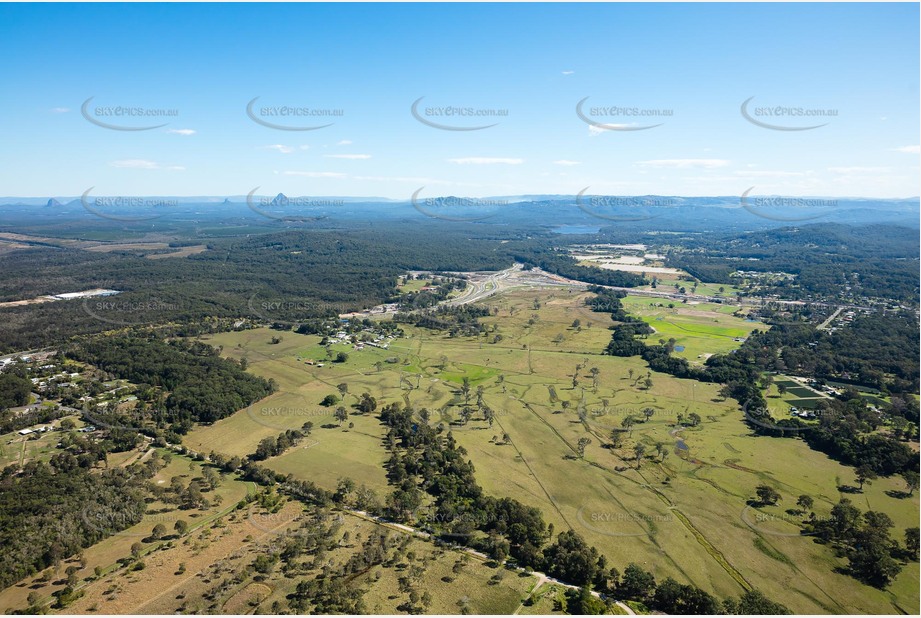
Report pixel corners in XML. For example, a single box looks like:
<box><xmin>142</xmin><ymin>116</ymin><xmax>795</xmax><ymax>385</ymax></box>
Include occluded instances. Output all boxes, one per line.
<box><xmin>184</xmin><ymin>285</ymin><xmax>919</xmax><ymax>615</ymax></box>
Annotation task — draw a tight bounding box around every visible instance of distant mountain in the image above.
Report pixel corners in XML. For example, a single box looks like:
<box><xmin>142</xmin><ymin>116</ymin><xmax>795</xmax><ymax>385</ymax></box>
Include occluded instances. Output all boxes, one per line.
<box><xmin>0</xmin><ymin>194</ymin><xmax>916</xmax><ymax>233</ymax></box>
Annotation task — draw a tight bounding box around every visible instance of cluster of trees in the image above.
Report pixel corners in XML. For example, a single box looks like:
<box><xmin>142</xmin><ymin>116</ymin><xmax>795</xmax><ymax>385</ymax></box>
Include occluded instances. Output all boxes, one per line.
<box><xmin>800</xmin><ymin>398</ymin><xmax>917</xmax><ymax>476</ymax></box>
<box><xmin>393</xmin><ymin>304</ymin><xmax>491</xmax><ymax>337</ymax></box>
<box><xmin>379</xmin><ymin>401</ymin><xmax>548</xmax><ymax>566</ymax></box>
<box><xmin>251</xmin><ymin>427</ymin><xmax>309</xmax><ymax>461</ymax></box>
<box><xmin>734</xmin><ymin>315</ymin><xmax>920</xmax><ymax>395</ymax></box>
<box><xmin>0</xmin><ymin>367</ymin><xmax>32</xmax><ymax>409</ymax></box>
<box><xmin>394</xmin><ymin>276</ymin><xmax>466</xmax><ymax>310</ymax></box>
<box><xmin>584</xmin><ymin>288</ymin><xmax>636</xmax><ymax>321</ymax></box>
<box><xmin>287</xmin><ymin>529</ymin><xmax>402</xmax><ymax>613</ymax></box>
<box><xmin>1</xmin><ymin>402</ymin><xmax>68</xmax><ymax>434</ymax></box>
<box><xmin>806</xmin><ymin>498</ymin><xmax>919</xmax><ymax>588</ymax></box>
<box><xmin>0</xmin><ymin>456</ymin><xmax>154</xmax><ymax>589</ymax></box>
<box><xmin>68</xmin><ymin>336</ymin><xmax>274</xmax><ymax>431</ymax></box>
<box><xmin>585</xmin><ymin>562</ymin><xmax>789</xmax><ymax>615</ymax></box>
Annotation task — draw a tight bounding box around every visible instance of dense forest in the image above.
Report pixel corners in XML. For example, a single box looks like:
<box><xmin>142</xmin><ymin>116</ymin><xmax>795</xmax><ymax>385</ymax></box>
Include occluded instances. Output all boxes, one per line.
<box><xmin>0</xmin><ymin>457</ymin><xmax>154</xmax><ymax>590</ymax></box>
<box><xmin>67</xmin><ymin>336</ymin><xmax>274</xmax><ymax>432</ymax></box>
<box><xmin>668</xmin><ymin>224</ymin><xmax>919</xmax><ymax>303</ymax></box>
<box><xmin>0</xmin><ymin>223</ymin><xmax>647</xmax><ymax>352</ymax></box>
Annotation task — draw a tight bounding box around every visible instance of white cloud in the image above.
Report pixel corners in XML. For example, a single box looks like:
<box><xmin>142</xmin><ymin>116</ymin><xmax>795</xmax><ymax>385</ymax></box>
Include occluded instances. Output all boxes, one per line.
<box><xmin>638</xmin><ymin>159</ymin><xmax>730</xmax><ymax>169</ymax></box>
<box><xmin>50</xmin><ymin>107</ymin><xmax>69</xmax><ymax>114</ymax></box>
<box><xmin>562</xmin><ymin>70</ymin><xmax>575</xmax><ymax>75</ymax></box>
<box><xmin>447</xmin><ymin>157</ymin><xmax>523</xmax><ymax>165</ymax></box>
<box><xmin>324</xmin><ymin>154</ymin><xmax>371</xmax><ymax>160</ymax></box>
<box><xmin>734</xmin><ymin>170</ymin><xmax>809</xmax><ymax>178</ymax></box>
<box><xmin>283</xmin><ymin>171</ymin><xmax>347</xmax><ymax>178</ymax></box>
<box><xmin>587</xmin><ymin>125</ymin><xmax>606</xmax><ymax>137</ymax></box>
<box><xmin>354</xmin><ymin>175</ymin><xmax>458</xmax><ymax>186</ymax></box>
<box><xmin>109</xmin><ymin>159</ymin><xmax>184</xmax><ymax>171</ymax></box>
<box><xmin>554</xmin><ymin>160</ymin><xmax>581</xmax><ymax>166</ymax></box>
<box><xmin>337</xmin><ymin>140</ymin><xmax>353</xmax><ymax>146</ymax></box>
<box><xmin>167</xmin><ymin>128</ymin><xmax>196</xmax><ymax>136</ymax></box>
<box><xmin>262</xmin><ymin>144</ymin><xmax>295</xmax><ymax>154</ymax></box>
<box><xmin>893</xmin><ymin>145</ymin><xmax>920</xmax><ymax>154</ymax></box>
<box><xmin>588</xmin><ymin>123</ymin><xmax>651</xmax><ymax>135</ymax></box>
<box><xmin>827</xmin><ymin>166</ymin><xmax>890</xmax><ymax>174</ymax></box>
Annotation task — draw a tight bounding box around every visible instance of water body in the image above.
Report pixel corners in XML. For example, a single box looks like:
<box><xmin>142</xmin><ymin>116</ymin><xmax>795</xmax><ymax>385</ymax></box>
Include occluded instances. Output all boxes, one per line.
<box><xmin>670</xmin><ymin>426</ymin><xmax>689</xmax><ymax>451</ymax></box>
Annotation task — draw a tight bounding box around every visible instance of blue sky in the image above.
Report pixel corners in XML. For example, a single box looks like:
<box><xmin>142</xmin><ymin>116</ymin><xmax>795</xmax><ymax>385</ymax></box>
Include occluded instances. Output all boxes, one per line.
<box><xmin>1</xmin><ymin>2</ymin><xmax>918</xmax><ymax>198</ymax></box>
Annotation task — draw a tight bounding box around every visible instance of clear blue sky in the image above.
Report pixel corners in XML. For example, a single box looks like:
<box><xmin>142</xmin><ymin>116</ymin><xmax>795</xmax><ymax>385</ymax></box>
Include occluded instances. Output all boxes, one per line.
<box><xmin>1</xmin><ymin>2</ymin><xmax>918</xmax><ymax>198</ymax></box>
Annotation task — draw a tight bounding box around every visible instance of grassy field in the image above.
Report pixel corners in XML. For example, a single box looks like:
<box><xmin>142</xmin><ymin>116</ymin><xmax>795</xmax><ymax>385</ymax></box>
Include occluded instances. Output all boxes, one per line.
<box><xmin>619</xmin><ymin>295</ymin><xmax>767</xmax><ymax>361</ymax></box>
<box><xmin>5</xmin><ymin>494</ymin><xmax>537</xmax><ymax>615</ymax></box>
<box><xmin>397</xmin><ymin>277</ymin><xmax>432</xmax><ymax>293</ymax></box>
<box><xmin>0</xmin><ymin>449</ymin><xmax>255</xmax><ymax>614</ymax></box>
<box><xmin>180</xmin><ymin>287</ymin><xmax>918</xmax><ymax>615</ymax></box>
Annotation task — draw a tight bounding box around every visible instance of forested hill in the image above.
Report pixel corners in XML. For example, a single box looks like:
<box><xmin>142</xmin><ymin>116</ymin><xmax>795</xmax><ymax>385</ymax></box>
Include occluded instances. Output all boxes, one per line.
<box><xmin>667</xmin><ymin>224</ymin><xmax>920</xmax><ymax>302</ymax></box>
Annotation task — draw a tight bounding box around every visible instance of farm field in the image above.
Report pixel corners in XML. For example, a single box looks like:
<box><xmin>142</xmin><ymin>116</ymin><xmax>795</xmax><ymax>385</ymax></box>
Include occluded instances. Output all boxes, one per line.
<box><xmin>618</xmin><ymin>295</ymin><xmax>767</xmax><ymax>361</ymax></box>
<box><xmin>184</xmin><ymin>286</ymin><xmax>919</xmax><ymax>615</ymax></box>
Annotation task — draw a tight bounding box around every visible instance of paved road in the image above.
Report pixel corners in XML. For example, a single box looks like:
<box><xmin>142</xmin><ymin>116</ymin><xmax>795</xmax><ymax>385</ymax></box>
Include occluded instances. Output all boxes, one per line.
<box><xmin>817</xmin><ymin>306</ymin><xmax>844</xmax><ymax>331</ymax></box>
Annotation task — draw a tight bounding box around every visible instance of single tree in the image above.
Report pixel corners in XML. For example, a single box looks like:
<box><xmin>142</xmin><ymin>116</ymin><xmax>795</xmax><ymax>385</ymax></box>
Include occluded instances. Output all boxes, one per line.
<box><xmin>902</xmin><ymin>470</ymin><xmax>919</xmax><ymax>496</ymax></box>
<box><xmin>756</xmin><ymin>484</ymin><xmax>781</xmax><ymax>506</ymax></box>
<box><xmin>634</xmin><ymin>443</ymin><xmax>646</xmax><ymax>468</ymax></box>
<box><xmin>855</xmin><ymin>465</ymin><xmax>877</xmax><ymax>491</ymax></box>
<box><xmin>577</xmin><ymin>437</ymin><xmax>591</xmax><ymax>458</ymax></box>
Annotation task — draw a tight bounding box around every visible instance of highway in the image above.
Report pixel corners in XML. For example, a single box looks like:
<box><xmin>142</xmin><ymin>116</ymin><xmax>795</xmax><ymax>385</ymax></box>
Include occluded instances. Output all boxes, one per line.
<box><xmin>442</xmin><ymin>263</ymin><xmax>873</xmax><ymax>314</ymax></box>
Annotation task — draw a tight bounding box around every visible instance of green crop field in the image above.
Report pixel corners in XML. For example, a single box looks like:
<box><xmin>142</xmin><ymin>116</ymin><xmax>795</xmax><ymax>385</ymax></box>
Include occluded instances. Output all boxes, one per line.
<box><xmin>618</xmin><ymin>296</ymin><xmax>767</xmax><ymax>361</ymax></box>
